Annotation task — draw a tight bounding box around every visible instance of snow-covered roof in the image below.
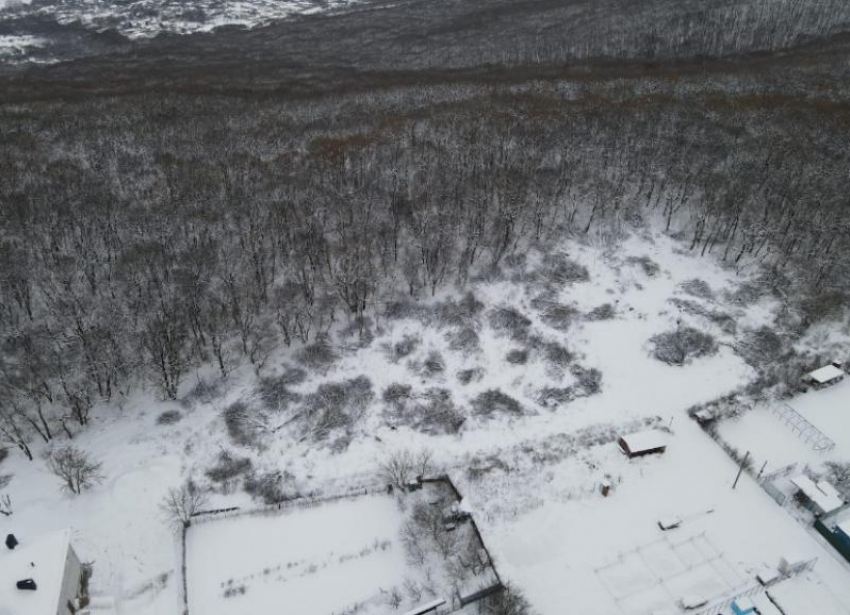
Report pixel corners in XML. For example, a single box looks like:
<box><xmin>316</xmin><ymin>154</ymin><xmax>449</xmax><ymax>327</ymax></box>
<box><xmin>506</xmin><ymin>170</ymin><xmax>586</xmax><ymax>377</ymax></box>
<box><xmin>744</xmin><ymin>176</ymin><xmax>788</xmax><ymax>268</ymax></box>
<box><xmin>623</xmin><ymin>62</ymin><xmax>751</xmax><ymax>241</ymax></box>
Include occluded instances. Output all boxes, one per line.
<box><xmin>806</xmin><ymin>365</ymin><xmax>844</xmax><ymax>384</ymax></box>
<box><xmin>0</xmin><ymin>529</ymin><xmax>72</xmax><ymax>615</ymax></box>
<box><xmin>790</xmin><ymin>476</ymin><xmax>844</xmax><ymax>515</ymax></box>
<box><xmin>402</xmin><ymin>597</ymin><xmax>446</xmax><ymax>615</ymax></box>
<box><xmin>620</xmin><ymin>430</ymin><xmax>667</xmax><ymax>453</ymax></box>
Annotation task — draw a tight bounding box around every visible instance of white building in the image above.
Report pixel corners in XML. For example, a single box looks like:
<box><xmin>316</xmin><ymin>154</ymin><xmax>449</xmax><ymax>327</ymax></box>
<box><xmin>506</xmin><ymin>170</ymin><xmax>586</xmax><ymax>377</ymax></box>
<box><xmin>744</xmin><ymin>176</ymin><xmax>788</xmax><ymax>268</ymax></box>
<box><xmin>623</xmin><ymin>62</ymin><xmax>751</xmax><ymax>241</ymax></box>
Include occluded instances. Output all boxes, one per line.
<box><xmin>803</xmin><ymin>364</ymin><xmax>844</xmax><ymax>388</ymax></box>
<box><xmin>0</xmin><ymin>529</ymin><xmax>85</xmax><ymax>615</ymax></box>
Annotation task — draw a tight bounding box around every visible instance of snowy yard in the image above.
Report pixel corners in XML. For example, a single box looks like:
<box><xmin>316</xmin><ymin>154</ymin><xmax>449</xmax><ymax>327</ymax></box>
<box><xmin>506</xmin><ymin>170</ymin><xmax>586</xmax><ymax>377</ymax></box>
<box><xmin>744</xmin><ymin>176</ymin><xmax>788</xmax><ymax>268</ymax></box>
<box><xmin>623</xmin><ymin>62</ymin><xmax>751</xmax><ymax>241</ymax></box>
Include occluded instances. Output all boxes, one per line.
<box><xmin>187</xmin><ymin>495</ymin><xmax>407</xmax><ymax>615</ymax></box>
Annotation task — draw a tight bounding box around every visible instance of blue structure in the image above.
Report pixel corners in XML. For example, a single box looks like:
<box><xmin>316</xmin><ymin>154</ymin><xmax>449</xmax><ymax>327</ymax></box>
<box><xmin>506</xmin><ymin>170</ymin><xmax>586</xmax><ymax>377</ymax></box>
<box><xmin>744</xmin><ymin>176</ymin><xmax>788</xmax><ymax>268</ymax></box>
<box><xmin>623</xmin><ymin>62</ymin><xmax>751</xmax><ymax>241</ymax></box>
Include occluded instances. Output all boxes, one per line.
<box><xmin>731</xmin><ymin>598</ymin><xmax>756</xmax><ymax>615</ymax></box>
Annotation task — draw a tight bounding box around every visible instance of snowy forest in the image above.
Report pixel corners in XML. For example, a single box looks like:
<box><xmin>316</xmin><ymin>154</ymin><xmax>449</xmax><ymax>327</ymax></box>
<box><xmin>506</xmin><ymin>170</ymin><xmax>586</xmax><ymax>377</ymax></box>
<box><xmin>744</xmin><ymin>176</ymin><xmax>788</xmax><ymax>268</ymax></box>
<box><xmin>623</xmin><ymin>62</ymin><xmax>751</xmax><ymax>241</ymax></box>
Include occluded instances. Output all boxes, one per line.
<box><xmin>1</xmin><ymin>0</ymin><xmax>850</xmax><ymax>457</ymax></box>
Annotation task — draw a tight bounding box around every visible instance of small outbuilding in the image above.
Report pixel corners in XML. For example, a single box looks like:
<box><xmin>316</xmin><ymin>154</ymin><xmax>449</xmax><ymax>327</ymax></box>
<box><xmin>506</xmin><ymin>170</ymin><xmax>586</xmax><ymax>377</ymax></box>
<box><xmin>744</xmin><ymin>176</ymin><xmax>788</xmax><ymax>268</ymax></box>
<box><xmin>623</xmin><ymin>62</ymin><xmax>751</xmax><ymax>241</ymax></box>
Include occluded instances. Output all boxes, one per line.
<box><xmin>619</xmin><ymin>430</ymin><xmax>667</xmax><ymax>458</ymax></box>
<box><xmin>731</xmin><ymin>597</ymin><xmax>757</xmax><ymax>615</ymax></box>
<box><xmin>0</xmin><ymin>529</ymin><xmax>86</xmax><ymax>615</ymax></box>
<box><xmin>803</xmin><ymin>363</ymin><xmax>845</xmax><ymax>388</ymax></box>
<box><xmin>790</xmin><ymin>475</ymin><xmax>845</xmax><ymax>517</ymax></box>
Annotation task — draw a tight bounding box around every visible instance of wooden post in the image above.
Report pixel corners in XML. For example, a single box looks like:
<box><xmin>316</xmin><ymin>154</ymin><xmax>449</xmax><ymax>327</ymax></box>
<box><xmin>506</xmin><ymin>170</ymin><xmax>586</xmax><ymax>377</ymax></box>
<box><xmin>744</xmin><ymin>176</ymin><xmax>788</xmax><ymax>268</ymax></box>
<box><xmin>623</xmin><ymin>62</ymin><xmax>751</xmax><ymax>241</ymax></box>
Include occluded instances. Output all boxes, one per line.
<box><xmin>757</xmin><ymin>460</ymin><xmax>768</xmax><ymax>481</ymax></box>
<box><xmin>733</xmin><ymin>451</ymin><xmax>750</xmax><ymax>490</ymax></box>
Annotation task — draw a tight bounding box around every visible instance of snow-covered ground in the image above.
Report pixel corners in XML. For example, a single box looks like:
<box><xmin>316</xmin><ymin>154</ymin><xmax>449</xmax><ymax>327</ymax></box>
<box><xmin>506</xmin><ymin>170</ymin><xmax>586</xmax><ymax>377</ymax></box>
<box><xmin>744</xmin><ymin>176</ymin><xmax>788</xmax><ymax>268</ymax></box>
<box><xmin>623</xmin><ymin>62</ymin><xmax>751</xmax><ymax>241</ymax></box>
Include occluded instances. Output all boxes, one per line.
<box><xmin>187</xmin><ymin>495</ymin><xmax>406</xmax><ymax>615</ymax></box>
<box><xmin>2</xmin><ymin>230</ymin><xmax>849</xmax><ymax>615</ymax></box>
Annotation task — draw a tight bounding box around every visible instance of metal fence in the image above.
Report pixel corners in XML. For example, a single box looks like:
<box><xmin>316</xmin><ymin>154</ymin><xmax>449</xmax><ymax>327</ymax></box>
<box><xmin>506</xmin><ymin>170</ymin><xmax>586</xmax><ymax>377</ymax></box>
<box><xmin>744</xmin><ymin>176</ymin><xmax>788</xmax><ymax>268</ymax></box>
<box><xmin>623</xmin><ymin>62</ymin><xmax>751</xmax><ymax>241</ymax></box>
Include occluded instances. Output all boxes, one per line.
<box><xmin>689</xmin><ymin>557</ymin><xmax>818</xmax><ymax>615</ymax></box>
<box><xmin>767</xmin><ymin>401</ymin><xmax>835</xmax><ymax>453</ymax></box>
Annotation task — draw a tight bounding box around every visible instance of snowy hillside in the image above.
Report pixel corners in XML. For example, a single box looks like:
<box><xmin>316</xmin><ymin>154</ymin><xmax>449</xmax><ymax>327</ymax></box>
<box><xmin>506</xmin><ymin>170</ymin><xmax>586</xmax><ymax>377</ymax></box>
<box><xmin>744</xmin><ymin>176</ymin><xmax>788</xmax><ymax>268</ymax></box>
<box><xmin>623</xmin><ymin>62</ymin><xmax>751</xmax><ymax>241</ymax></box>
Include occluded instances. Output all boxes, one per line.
<box><xmin>3</xmin><ymin>229</ymin><xmax>849</xmax><ymax>615</ymax></box>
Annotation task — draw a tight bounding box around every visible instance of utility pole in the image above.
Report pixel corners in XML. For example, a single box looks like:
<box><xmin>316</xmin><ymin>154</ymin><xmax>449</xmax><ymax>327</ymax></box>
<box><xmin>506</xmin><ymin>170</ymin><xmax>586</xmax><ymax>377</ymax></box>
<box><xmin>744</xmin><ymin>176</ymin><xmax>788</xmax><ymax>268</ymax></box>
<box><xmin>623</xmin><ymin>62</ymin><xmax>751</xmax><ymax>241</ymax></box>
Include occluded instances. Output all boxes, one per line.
<box><xmin>733</xmin><ymin>451</ymin><xmax>750</xmax><ymax>490</ymax></box>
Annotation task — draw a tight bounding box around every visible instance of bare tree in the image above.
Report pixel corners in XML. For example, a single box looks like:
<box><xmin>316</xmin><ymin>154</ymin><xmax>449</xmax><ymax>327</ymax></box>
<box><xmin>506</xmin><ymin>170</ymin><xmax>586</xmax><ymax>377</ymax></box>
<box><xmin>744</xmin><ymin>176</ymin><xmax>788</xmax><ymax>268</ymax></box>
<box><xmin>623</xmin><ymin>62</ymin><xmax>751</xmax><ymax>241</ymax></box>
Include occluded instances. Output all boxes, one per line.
<box><xmin>160</xmin><ymin>480</ymin><xmax>209</xmax><ymax>528</ymax></box>
<box><xmin>377</xmin><ymin>449</ymin><xmax>434</xmax><ymax>490</ymax></box>
<box><xmin>46</xmin><ymin>446</ymin><xmax>104</xmax><ymax>494</ymax></box>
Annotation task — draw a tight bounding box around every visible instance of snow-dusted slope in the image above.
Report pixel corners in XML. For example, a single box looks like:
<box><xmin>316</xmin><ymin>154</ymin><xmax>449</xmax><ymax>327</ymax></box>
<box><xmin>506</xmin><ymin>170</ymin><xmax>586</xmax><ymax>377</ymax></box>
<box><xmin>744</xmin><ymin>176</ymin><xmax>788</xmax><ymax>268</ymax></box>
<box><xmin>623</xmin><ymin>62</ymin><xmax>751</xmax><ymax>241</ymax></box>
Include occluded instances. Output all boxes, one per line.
<box><xmin>0</xmin><ymin>0</ymin><xmax>357</xmax><ymax>64</ymax></box>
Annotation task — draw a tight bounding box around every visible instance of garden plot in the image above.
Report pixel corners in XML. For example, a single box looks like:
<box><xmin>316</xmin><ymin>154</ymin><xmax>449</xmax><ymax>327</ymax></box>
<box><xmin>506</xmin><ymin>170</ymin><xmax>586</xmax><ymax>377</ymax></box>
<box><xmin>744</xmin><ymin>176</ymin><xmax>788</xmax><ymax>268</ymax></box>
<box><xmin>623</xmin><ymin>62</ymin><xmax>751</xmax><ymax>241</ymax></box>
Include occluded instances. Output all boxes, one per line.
<box><xmin>716</xmin><ymin>379</ymin><xmax>850</xmax><ymax>474</ymax></box>
<box><xmin>187</xmin><ymin>495</ymin><xmax>408</xmax><ymax>615</ymax></box>
<box><xmin>595</xmin><ymin>533</ymin><xmax>747</xmax><ymax>615</ymax></box>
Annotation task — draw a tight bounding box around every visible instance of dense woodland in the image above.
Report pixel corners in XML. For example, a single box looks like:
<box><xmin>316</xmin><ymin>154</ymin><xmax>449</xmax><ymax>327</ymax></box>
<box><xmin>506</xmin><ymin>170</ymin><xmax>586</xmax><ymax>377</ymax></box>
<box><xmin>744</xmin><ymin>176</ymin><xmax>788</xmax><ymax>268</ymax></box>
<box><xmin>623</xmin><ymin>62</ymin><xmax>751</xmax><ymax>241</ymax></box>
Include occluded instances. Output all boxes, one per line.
<box><xmin>0</xmin><ymin>0</ymin><xmax>849</xmax><ymax>458</ymax></box>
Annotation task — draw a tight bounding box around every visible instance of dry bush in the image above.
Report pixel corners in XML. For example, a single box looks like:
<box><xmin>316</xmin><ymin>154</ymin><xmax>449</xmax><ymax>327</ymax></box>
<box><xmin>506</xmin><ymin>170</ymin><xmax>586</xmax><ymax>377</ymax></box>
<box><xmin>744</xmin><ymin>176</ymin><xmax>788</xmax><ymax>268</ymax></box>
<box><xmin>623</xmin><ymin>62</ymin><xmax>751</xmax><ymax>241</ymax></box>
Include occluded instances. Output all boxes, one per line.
<box><xmin>448</xmin><ymin>326</ymin><xmax>480</xmax><ymax>355</ymax></box>
<box><xmin>538</xmin><ymin>302</ymin><xmax>579</xmax><ymax>331</ymax></box>
<box><xmin>626</xmin><ymin>255</ymin><xmax>660</xmax><ymax>277</ymax></box>
<box><xmin>296</xmin><ymin>340</ymin><xmax>338</xmax><ymax>369</ymax></box>
<box><xmin>489</xmin><ymin>306</ymin><xmax>532</xmax><ymax>341</ymax></box>
<box><xmin>223</xmin><ymin>401</ymin><xmax>268</xmax><ymax>448</ymax></box>
<box><xmin>481</xmin><ymin>583</ymin><xmax>536</xmax><ymax>615</ymax></box>
<box><xmin>739</xmin><ymin>326</ymin><xmax>784</xmax><ymax>367</ymax></box>
<box><xmin>244</xmin><ymin>469</ymin><xmax>290</xmax><ymax>504</ymax></box>
<box><xmin>387</xmin><ymin>335</ymin><xmax>421</xmax><ymax>362</ymax></box>
<box><xmin>157</xmin><ymin>410</ymin><xmax>182</xmax><ymax>425</ymax></box>
<box><xmin>544</xmin><ymin>253</ymin><xmax>590</xmax><ymax>286</ymax></box>
<box><xmin>571</xmin><ymin>365</ymin><xmax>603</xmax><ymax>396</ymax></box>
<box><xmin>457</xmin><ymin>368</ymin><xmax>484</xmax><ymax>385</ymax></box>
<box><xmin>180</xmin><ymin>377</ymin><xmax>224</xmax><ymax>409</ymax></box>
<box><xmin>205</xmin><ymin>451</ymin><xmax>253</xmax><ymax>491</ymax></box>
<box><xmin>680</xmin><ymin>278</ymin><xmax>714</xmax><ymax>300</ymax></box>
<box><xmin>471</xmin><ymin>389</ymin><xmax>524</xmax><ymax>418</ymax></box>
<box><xmin>434</xmin><ymin>291</ymin><xmax>484</xmax><ymax>328</ymax></box>
<box><xmin>586</xmin><ymin>303</ymin><xmax>616</xmax><ymax>321</ymax></box>
<box><xmin>537</xmin><ymin>386</ymin><xmax>574</xmax><ymax>407</ymax></box>
<box><xmin>256</xmin><ymin>373</ymin><xmax>303</xmax><ymax>412</ymax></box>
<box><xmin>506</xmin><ymin>349</ymin><xmax>529</xmax><ymax>365</ymax></box>
<box><xmin>421</xmin><ymin>351</ymin><xmax>446</xmax><ymax>376</ymax></box>
<box><xmin>650</xmin><ymin>327</ymin><xmax>718</xmax><ymax>365</ymax></box>
<box><xmin>302</xmin><ymin>375</ymin><xmax>374</xmax><ymax>440</ymax></box>
<box><xmin>383</xmin><ymin>383</ymin><xmax>414</xmax><ymax>405</ymax></box>
<box><xmin>46</xmin><ymin>446</ymin><xmax>103</xmax><ymax>495</ymax></box>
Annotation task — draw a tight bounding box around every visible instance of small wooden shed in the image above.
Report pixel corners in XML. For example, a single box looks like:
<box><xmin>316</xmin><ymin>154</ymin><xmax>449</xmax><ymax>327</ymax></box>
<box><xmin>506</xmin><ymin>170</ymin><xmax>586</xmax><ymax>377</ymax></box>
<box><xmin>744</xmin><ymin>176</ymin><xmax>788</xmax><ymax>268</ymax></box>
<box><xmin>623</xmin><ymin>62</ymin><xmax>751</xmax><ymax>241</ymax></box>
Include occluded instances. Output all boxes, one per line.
<box><xmin>618</xmin><ymin>430</ymin><xmax>667</xmax><ymax>458</ymax></box>
<box><xmin>804</xmin><ymin>363</ymin><xmax>845</xmax><ymax>388</ymax></box>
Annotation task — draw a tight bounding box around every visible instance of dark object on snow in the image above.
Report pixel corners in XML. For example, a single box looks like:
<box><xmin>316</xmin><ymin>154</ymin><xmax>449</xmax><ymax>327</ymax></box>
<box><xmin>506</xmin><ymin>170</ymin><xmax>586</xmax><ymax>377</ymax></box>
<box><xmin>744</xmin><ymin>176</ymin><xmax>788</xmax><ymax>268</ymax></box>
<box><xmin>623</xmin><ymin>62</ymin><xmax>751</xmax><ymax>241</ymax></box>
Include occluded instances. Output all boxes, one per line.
<box><xmin>5</xmin><ymin>533</ymin><xmax>18</xmax><ymax>550</ymax></box>
<box><xmin>17</xmin><ymin>578</ymin><xmax>37</xmax><ymax>591</ymax></box>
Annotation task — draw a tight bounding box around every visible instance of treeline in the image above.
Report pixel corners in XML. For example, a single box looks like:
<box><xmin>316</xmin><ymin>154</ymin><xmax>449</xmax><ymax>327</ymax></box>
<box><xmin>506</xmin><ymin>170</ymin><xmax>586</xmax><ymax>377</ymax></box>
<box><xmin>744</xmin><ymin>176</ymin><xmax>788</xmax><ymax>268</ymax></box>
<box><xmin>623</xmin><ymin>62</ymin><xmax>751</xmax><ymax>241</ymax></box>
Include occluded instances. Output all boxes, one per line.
<box><xmin>0</xmin><ymin>68</ymin><xmax>848</xmax><ymax>458</ymax></box>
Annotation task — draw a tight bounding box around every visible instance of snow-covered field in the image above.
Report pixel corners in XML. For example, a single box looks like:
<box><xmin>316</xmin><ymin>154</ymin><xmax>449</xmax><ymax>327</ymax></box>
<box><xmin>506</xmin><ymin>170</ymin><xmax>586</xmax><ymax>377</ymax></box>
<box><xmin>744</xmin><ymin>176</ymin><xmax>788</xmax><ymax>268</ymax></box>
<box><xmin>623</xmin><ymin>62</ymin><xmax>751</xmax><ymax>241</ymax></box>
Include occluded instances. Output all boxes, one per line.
<box><xmin>2</xmin><ymin>230</ymin><xmax>850</xmax><ymax>615</ymax></box>
<box><xmin>187</xmin><ymin>495</ymin><xmax>406</xmax><ymax>615</ymax></box>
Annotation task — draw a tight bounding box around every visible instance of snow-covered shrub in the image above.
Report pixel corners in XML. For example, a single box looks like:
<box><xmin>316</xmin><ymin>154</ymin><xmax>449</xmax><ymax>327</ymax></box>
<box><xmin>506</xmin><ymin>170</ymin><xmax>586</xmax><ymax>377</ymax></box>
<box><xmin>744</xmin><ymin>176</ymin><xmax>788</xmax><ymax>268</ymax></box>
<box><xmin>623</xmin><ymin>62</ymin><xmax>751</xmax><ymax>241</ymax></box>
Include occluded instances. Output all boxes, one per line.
<box><xmin>680</xmin><ymin>278</ymin><xmax>714</xmax><ymax>300</ymax></box>
<box><xmin>449</xmin><ymin>326</ymin><xmax>480</xmax><ymax>355</ymax></box>
<box><xmin>626</xmin><ymin>255</ymin><xmax>660</xmax><ymax>277</ymax></box>
<box><xmin>571</xmin><ymin>365</ymin><xmax>603</xmax><ymax>396</ymax></box>
<box><xmin>471</xmin><ymin>389</ymin><xmax>524</xmax><ymax>418</ymax></box>
<box><xmin>46</xmin><ymin>446</ymin><xmax>103</xmax><ymax>495</ymax></box>
<box><xmin>538</xmin><ymin>302</ymin><xmax>579</xmax><ymax>331</ymax></box>
<box><xmin>156</xmin><ymin>410</ymin><xmax>182</xmax><ymax>425</ymax></box>
<box><xmin>417</xmin><ymin>389</ymin><xmax>465</xmax><ymax>434</ymax></box>
<box><xmin>223</xmin><ymin>401</ymin><xmax>267</xmax><ymax>448</ymax></box>
<box><xmin>180</xmin><ymin>377</ymin><xmax>223</xmax><ymax>408</ymax></box>
<box><xmin>205</xmin><ymin>451</ymin><xmax>252</xmax><ymax>492</ymax></box>
<box><xmin>384</xmin><ymin>300</ymin><xmax>429</xmax><ymax>322</ymax></box>
<box><xmin>338</xmin><ymin>315</ymin><xmax>375</xmax><ymax>345</ymax></box>
<box><xmin>670</xmin><ymin>298</ymin><xmax>736</xmax><ymax>334</ymax></box>
<box><xmin>824</xmin><ymin>462</ymin><xmax>850</xmax><ymax>498</ymax></box>
<box><xmin>481</xmin><ymin>583</ymin><xmax>535</xmax><ymax>615</ymax></box>
<box><xmin>296</xmin><ymin>340</ymin><xmax>338</xmax><ymax>370</ymax></box>
<box><xmin>800</xmin><ymin>290</ymin><xmax>847</xmax><ymax>325</ymax></box>
<box><xmin>383</xmin><ymin>383</ymin><xmax>414</xmax><ymax>405</ymax></box>
<box><xmin>435</xmin><ymin>291</ymin><xmax>484</xmax><ymax>328</ymax></box>
<box><xmin>586</xmin><ymin>303</ymin><xmax>616</xmax><ymax>321</ymax></box>
<box><xmin>537</xmin><ymin>386</ymin><xmax>573</xmax><ymax>407</ymax></box>
<box><xmin>739</xmin><ymin>326</ymin><xmax>784</xmax><ymax>366</ymax></box>
<box><xmin>649</xmin><ymin>327</ymin><xmax>718</xmax><ymax>365</ymax></box>
<box><xmin>489</xmin><ymin>306</ymin><xmax>532</xmax><ymax>341</ymax></box>
<box><xmin>384</xmin><ymin>388</ymin><xmax>464</xmax><ymax>435</ymax></box>
<box><xmin>543</xmin><ymin>253</ymin><xmax>590</xmax><ymax>286</ymax></box>
<box><xmin>244</xmin><ymin>469</ymin><xmax>289</xmax><ymax>504</ymax></box>
<box><xmin>506</xmin><ymin>349</ymin><xmax>529</xmax><ymax>365</ymax></box>
<box><xmin>302</xmin><ymin>375</ymin><xmax>374</xmax><ymax>440</ymax></box>
<box><xmin>256</xmin><ymin>373</ymin><xmax>302</xmax><ymax>412</ymax></box>
<box><xmin>421</xmin><ymin>350</ymin><xmax>446</xmax><ymax>376</ymax></box>
<box><xmin>457</xmin><ymin>368</ymin><xmax>484</xmax><ymax>385</ymax></box>
<box><xmin>387</xmin><ymin>335</ymin><xmax>421</xmax><ymax>362</ymax></box>
<box><xmin>529</xmin><ymin>336</ymin><xmax>573</xmax><ymax>370</ymax></box>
